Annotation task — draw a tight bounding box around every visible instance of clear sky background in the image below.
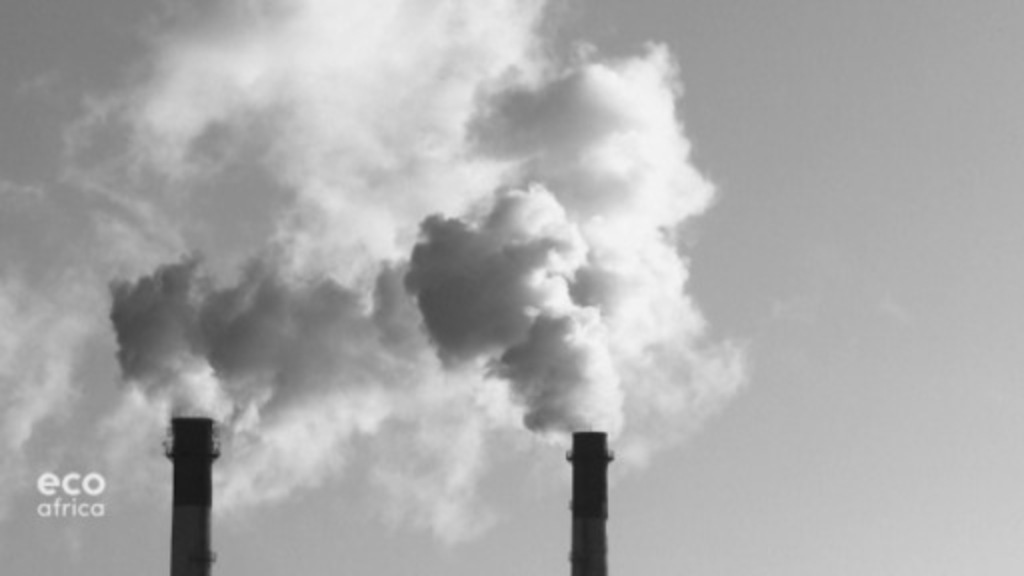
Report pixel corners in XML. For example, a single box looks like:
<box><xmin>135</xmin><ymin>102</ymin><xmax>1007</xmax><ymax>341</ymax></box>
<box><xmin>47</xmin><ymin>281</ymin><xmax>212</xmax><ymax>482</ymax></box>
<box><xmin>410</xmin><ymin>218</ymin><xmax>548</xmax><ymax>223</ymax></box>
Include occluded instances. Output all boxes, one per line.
<box><xmin>1</xmin><ymin>1</ymin><xmax>1023</xmax><ymax>575</ymax></box>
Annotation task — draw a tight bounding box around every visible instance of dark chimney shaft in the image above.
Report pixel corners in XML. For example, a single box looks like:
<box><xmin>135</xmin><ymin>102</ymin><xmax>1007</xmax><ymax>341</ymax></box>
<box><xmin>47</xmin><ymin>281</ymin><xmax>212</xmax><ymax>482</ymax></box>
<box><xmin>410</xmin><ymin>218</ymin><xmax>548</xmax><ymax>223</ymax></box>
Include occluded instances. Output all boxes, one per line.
<box><xmin>568</xmin><ymin>431</ymin><xmax>613</xmax><ymax>576</ymax></box>
<box><xmin>166</xmin><ymin>417</ymin><xmax>219</xmax><ymax>576</ymax></box>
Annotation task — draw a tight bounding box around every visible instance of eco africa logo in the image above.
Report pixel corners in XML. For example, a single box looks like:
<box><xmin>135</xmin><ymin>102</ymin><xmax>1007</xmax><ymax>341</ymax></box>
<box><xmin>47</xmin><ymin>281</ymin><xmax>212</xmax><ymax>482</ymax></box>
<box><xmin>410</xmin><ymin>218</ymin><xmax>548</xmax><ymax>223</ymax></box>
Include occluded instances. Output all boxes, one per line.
<box><xmin>36</xmin><ymin>472</ymin><xmax>107</xmax><ymax>518</ymax></box>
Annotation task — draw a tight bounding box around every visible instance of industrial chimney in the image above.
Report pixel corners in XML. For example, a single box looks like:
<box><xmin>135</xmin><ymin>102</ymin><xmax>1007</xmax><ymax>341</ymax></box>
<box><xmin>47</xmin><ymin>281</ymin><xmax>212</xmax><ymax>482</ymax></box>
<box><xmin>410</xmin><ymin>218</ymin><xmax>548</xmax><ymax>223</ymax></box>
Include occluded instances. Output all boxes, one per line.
<box><xmin>165</xmin><ymin>417</ymin><xmax>220</xmax><ymax>576</ymax></box>
<box><xmin>568</xmin><ymin>431</ymin><xmax>613</xmax><ymax>576</ymax></box>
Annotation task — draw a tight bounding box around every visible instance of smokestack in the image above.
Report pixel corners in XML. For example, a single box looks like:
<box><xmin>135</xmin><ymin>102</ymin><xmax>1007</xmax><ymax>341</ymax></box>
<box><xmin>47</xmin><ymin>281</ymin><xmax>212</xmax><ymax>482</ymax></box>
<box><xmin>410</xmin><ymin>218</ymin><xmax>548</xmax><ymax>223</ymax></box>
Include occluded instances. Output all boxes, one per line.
<box><xmin>568</xmin><ymin>431</ymin><xmax>613</xmax><ymax>576</ymax></box>
<box><xmin>165</xmin><ymin>417</ymin><xmax>220</xmax><ymax>576</ymax></box>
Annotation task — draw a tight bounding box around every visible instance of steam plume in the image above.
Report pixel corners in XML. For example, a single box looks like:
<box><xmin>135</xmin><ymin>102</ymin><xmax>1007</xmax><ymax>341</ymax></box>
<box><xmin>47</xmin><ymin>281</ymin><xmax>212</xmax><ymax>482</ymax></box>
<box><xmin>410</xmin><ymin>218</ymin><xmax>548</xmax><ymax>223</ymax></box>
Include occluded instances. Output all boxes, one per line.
<box><xmin>97</xmin><ymin>0</ymin><xmax>743</xmax><ymax>539</ymax></box>
<box><xmin>110</xmin><ymin>255</ymin><xmax>406</xmax><ymax>418</ymax></box>
<box><xmin>406</xmin><ymin>187</ymin><xmax>620</xmax><ymax>433</ymax></box>
<box><xmin>406</xmin><ymin>48</ymin><xmax>733</xmax><ymax>439</ymax></box>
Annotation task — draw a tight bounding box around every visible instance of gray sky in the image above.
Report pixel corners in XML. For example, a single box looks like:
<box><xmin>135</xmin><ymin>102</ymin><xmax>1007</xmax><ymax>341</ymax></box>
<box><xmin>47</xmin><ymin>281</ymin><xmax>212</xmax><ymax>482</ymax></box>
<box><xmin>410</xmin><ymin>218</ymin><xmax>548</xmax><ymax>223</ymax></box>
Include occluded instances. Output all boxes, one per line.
<box><xmin>1</xmin><ymin>1</ymin><xmax>1023</xmax><ymax>575</ymax></box>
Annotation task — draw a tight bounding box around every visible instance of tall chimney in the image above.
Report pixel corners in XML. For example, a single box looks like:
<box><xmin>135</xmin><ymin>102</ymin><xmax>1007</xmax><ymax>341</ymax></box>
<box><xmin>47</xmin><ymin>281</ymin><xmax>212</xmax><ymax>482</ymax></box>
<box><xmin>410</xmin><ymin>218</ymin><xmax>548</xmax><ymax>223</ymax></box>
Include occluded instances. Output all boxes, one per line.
<box><xmin>568</xmin><ymin>431</ymin><xmax>613</xmax><ymax>576</ymax></box>
<box><xmin>166</xmin><ymin>417</ymin><xmax>220</xmax><ymax>576</ymax></box>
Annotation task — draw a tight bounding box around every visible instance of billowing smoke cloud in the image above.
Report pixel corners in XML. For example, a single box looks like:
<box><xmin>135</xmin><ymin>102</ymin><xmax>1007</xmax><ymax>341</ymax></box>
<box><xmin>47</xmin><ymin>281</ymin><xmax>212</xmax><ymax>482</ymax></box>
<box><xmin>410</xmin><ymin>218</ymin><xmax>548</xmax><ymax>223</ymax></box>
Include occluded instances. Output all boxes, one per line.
<box><xmin>406</xmin><ymin>187</ymin><xmax>620</xmax><ymax>434</ymax></box>
<box><xmin>405</xmin><ymin>48</ymin><xmax>737</xmax><ymax>440</ymax></box>
<box><xmin>110</xmin><ymin>255</ymin><xmax>409</xmax><ymax>418</ymax></box>
<box><xmin>94</xmin><ymin>0</ymin><xmax>743</xmax><ymax>541</ymax></box>
<box><xmin>124</xmin><ymin>0</ymin><xmax>548</xmax><ymax>282</ymax></box>
<box><xmin>108</xmin><ymin>253</ymin><xmax>471</xmax><ymax>531</ymax></box>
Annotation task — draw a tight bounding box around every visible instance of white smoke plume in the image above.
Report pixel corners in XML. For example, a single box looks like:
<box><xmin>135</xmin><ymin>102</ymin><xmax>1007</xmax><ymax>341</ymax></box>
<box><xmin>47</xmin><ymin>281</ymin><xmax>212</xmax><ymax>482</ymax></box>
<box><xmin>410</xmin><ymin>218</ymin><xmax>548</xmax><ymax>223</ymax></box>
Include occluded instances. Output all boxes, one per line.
<box><xmin>107</xmin><ymin>253</ymin><xmax>459</xmax><ymax>528</ymax></box>
<box><xmin>109</xmin><ymin>254</ymin><xmax>413</xmax><ymax>419</ymax></box>
<box><xmin>406</xmin><ymin>187</ymin><xmax>621</xmax><ymax>434</ymax></box>
<box><xmin>96</xmin><ymin>0</ymin><xmax>744</xmax><ymax>541</ymax></box>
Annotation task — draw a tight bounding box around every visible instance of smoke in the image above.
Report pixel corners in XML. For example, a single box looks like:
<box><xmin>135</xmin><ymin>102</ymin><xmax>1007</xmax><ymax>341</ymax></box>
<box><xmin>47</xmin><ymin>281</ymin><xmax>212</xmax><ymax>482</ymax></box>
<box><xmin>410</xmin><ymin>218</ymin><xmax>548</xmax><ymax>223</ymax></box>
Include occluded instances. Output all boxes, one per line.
<box><xmin>126</xmin><ymin>0</ymin><xmax>548</xmax><ymax>281</ymax></box>
<box><xmin>114</xmin><ymin>258</ymin><xmax>439</xmax><ymax>410</ymax></box>
<box><xmin>97</xmin><ymin>0</ymin><xmax>744</xmax><ymax>541</ymax></box>
<box><xmin>0</xmin><ymin>274</ymin><xmax>95</xmax><ymax>520</ymax></box>
<box><xmin>405</xmin><ymin>47</ymin><xmax>739</xmax><ymax>441</ymax></box>
<box><xmin>109</xmin><ymin>254</ymin><xmax>413</xmax><ymax>418</ymax></box>
<box><xmin>406</xmin><ymin>187</ymin><xmax>620</xmax><ymax>434</ymax></box>
<box><xmin>107</xmin><ymin>253</ymin><xmax>428</xmax><ymax>523</ymax></box>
